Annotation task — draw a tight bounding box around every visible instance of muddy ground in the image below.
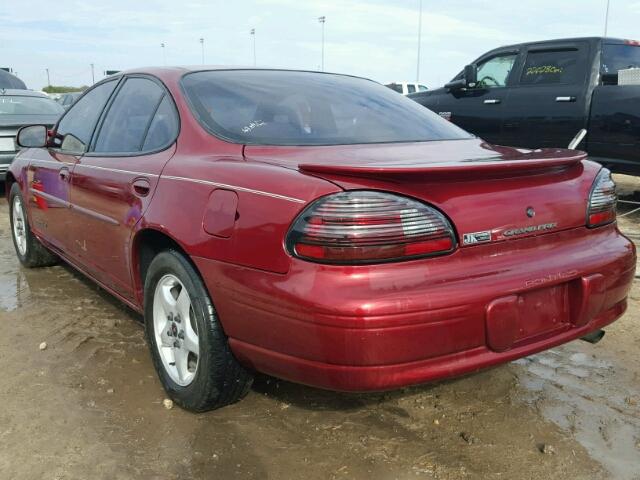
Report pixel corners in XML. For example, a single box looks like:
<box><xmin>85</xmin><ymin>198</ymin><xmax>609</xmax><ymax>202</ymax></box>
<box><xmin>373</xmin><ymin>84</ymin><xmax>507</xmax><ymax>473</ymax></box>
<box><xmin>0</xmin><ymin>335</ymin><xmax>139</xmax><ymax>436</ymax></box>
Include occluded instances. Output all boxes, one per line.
<box><xmin>0</xmin><ymin>177</ymin><xmax>639</xmax><ymax>480</ymax></box>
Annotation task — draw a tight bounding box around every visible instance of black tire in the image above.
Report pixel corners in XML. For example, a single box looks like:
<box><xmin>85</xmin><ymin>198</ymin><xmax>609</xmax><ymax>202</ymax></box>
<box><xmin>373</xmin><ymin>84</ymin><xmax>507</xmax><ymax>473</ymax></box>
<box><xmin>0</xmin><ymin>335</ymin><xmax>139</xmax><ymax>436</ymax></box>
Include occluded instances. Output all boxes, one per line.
<box><xmin>144</xmin><ymin>250</ymin><xmax>253</xmax><ymax>412</ymax></box>
<box><xmin>9</xmin><ymin>183</ymin><xmax>58</xmax><ymax>268</ymax></box>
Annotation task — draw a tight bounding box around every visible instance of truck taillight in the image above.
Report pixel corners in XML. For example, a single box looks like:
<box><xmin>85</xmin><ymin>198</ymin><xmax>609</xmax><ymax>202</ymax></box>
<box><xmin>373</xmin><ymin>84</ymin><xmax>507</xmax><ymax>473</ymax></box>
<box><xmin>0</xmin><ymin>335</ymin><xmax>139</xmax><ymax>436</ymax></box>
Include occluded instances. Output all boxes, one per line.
<box><xmin>287</xmin><ymin>191</ymin><xmax>456</xmax><ymax>264</ymax></box>
<box><xmin>587</xmin><ymin>168</ymin><xmax>617</xmax><ymax>228</ymax></box>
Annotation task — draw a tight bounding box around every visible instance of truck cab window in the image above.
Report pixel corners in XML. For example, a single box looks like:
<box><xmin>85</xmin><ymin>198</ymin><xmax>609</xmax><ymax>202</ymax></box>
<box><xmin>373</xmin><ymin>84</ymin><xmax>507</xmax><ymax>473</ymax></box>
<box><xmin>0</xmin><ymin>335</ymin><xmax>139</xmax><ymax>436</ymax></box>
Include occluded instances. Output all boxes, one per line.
<box><xmin>520</xmin><ymin>49</ymin><xmax>581</xmax><ymax>85</ymax></box>
<box><xmin>601</xmin><ymin>44</ymin><xmax>640</xmax><ymax>74</ymax></box>
<box><xmin>475</xmin><ymin>54</ymin><xmax>517</xmax><ymax>88</ymax></box>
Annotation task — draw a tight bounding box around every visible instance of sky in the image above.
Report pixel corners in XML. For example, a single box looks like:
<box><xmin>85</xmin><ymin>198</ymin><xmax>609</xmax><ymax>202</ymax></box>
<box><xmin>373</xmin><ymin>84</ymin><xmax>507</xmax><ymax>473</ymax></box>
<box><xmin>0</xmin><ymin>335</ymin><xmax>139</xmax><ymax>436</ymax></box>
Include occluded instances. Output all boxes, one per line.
<box><xmin>1</xmin><ymin>0</ymin><xmax>639</xmax><ymax>90</ymax></box>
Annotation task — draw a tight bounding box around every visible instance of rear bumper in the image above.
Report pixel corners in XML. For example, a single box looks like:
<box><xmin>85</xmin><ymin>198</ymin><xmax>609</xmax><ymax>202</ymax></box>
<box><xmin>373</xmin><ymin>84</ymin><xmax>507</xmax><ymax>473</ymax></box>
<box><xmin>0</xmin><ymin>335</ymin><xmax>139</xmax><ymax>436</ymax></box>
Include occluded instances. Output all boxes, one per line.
<box><xmin>229</xmin><ymin>301</ymin><xmax>625</xmax><ymax>391</ymax></box>
<box><xmin>193</xmin><ymin>224</ymin><xmax>635</xmax><ymax>392</ymax></box>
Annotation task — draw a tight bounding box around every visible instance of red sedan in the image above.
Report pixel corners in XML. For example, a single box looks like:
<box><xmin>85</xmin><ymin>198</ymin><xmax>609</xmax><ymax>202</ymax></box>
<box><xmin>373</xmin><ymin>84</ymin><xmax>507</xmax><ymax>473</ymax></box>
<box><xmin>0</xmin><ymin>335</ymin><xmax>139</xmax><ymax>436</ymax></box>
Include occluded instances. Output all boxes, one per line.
<box><xmin>6</xmin><ymin>67</ymin><xmax>635</xmax><ymax>411</ymax></box>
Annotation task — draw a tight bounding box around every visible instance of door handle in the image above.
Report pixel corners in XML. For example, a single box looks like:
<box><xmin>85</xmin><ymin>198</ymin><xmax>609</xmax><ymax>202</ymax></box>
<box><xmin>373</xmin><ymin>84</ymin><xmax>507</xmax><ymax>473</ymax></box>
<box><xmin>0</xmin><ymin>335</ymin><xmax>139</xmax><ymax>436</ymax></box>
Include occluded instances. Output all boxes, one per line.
<box><xmin>59</xmin><ymin>167</ymin><xmax>70</xmax><ymax>181</ymax></box>
<box><xmin>132</xmin><ymin>178</ymin><xmax>151</xmax><ymax>197</ymax></box>
<box><xmin>483</xmin><ymin>99</ymin><xmax>501</xmax><ymax>104</ymax></box>
<box><xmin>556</xmin><ymin>96</ymin><xmax>576</xmax><ymax>102</ymax></box>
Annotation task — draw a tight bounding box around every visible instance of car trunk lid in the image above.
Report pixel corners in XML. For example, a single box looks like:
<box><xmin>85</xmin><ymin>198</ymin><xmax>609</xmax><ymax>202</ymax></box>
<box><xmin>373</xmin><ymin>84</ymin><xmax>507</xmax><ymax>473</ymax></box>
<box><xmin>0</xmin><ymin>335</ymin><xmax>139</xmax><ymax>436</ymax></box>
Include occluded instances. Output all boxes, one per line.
<box><xmin>244</xmin><ymin>139</ymin><xmax>597</xmax><ymax>246</ymax></box>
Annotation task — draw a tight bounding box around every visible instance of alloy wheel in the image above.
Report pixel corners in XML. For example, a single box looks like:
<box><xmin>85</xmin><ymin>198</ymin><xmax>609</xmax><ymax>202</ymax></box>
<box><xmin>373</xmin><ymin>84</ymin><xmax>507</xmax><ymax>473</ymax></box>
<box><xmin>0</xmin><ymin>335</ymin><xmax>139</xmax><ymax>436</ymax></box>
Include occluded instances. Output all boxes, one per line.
<box><xmin>152</xmin><ymin>274</ymin><xmax>200</xmax><ymax>386</ymax></box>
<box><xmin>12</xmin><ymin>196</ymin><xmax>27</xmax><ymax>256</ymax></box>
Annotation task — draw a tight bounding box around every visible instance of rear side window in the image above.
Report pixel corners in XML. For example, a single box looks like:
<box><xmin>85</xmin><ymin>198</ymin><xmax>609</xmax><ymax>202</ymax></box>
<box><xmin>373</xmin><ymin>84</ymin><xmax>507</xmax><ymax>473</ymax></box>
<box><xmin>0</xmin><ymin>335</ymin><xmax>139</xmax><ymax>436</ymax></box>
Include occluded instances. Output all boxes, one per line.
<box><xmin>181</xmin><ymin>70</ymin><xmax>471</xmax><ymax>146</ymax></box>
<box><xmin>94</xmin><ymin>77</ymin><xmax>166</xmax><ymax>153</ymax></box>
<box><xmin>56</xmin><ymin>80</ymin><xmax>117</xmax><ymax>152</ymax></box>
<box><xmin>407</xmin><ymin>84</ymin><xmax>416</xmax><ymax>94</ymax></box>
<box><xmin>520</xmin><ymin>49</ymin><xmax>582</xmax><ymax>85</ymax></box>
<box><xmin>142</xmin><ymin>96</ymin><xmax>179</xmax><ymax>151</ymax></box>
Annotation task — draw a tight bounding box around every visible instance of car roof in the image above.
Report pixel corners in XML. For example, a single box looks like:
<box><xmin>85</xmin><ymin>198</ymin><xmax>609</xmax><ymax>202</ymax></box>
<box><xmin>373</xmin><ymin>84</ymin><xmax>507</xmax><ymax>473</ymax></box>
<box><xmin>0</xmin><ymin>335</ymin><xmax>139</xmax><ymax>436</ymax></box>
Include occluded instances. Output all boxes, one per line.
<box><xmin>108</xmin><ymin>66</ymin><xmax>374</xmax><ymax>85</ymax></box>
<box><xmin>0</xmin><ymin>88</ymin><xmax>49</xmax><ymax>97</ymax></box>
<box><xmin>0</xmin><ymin>70</ymin><xmax>27</xmax><ymax>89</ymax></box>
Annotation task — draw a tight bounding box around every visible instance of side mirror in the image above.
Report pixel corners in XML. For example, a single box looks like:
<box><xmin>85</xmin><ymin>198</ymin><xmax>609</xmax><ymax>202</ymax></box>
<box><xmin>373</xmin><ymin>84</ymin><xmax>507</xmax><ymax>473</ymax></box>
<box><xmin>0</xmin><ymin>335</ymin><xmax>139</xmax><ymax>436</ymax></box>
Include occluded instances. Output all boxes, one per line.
<box><xmin>445</xmin><ymin>64</ymin><xmax>478</xmax><ymax>91</ymax></box>
<box><xmin>463</xmin><ymin>64</ymin><xmax>478</xmax><ymax>87</ymax></box>
<box><xmin>17</xmin><ymin>125</ymin><xmax>48</xmax><ymax>148</ymax></box>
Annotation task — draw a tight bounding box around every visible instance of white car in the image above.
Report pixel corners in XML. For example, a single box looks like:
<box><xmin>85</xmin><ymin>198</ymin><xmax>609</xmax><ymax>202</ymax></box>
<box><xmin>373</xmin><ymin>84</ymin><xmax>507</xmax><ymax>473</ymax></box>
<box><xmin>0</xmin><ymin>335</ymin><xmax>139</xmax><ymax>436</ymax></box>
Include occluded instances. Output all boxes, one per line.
<box><xmin>386</xmin><ymin>82</ymin><xmax>428</xmax><ymax>95</ymax></box>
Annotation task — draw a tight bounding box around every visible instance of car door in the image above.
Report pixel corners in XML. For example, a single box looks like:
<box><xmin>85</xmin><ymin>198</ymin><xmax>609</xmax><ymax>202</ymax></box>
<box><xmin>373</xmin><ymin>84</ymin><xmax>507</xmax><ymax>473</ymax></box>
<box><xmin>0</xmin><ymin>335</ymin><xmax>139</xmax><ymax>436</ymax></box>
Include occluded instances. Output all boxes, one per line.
<box><xmin>27</xmin><ymin>80</ymin><xmax>118</xmax><ymax>254</ymax></box>
<box><xmin>435</xmin><ymin>51</ymin><xmax>520</xmax><ymax>144</ymax></box>
<box><xmin>68</xmin><ymin>75</ymin><xmax>179</xmax><ymax>299</ymax></box>
<box><xmin>501</xmin><ymin>42</ymin><xmax>591</xmax><ymax>149</ymax></box>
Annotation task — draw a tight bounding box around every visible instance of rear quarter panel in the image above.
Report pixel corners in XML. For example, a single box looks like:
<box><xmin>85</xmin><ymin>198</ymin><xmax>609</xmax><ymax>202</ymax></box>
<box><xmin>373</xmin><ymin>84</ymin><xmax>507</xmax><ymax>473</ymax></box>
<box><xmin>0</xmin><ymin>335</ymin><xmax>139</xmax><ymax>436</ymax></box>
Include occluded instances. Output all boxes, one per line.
<box><xmin>138</xmin><ymin>157</ymin><xmax>340</xmax><ymax>274</ymax></box>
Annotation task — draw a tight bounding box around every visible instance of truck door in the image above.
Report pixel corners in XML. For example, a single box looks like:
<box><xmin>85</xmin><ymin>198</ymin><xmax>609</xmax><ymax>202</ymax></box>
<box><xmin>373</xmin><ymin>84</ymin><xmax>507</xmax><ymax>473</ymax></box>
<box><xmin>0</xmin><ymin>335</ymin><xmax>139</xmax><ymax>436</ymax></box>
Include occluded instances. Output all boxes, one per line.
<box><xmin>588</xmin><ymin>41</ymin><xmax>640</xmax><ymax>170</ymax></box>
<box><xmin>435</xmin><ymin>51</ymin><xmax>519</xmax><ymax>144</ymax></box>
<box><xmin>502</xmin><ymin>42</ymin><xmax>591</xmax><ymax>149</ymax></box>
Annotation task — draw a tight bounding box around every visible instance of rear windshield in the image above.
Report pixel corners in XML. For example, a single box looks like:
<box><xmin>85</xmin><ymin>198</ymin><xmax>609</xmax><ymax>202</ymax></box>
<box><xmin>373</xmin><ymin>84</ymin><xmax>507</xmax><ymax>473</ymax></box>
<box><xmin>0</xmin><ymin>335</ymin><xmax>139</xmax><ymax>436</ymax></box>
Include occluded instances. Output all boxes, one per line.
<box><xmin>181</xmin><ymin>70</ymin><xmax>471</xmax><ymax>146</ymax></box>
<box><xmin>0</xmin><ymin>95</ymin><xmax>64</xmax><ymax>115</ymax></box>
<box><xmin>602</xmin><ymin>44</ymin><xmax>640</xmax><ymax>74</ymax></box>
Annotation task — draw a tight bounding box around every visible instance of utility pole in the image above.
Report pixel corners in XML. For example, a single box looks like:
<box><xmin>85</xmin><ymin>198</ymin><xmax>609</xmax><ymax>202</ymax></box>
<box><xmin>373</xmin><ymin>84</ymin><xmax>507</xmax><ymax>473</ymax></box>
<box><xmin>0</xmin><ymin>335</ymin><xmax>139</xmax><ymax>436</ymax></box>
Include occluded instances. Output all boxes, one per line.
<box><xmin>604</xmin><ymin>0</ymin><xmax>611</xmax><ymax>36</ymax></box>
<box><xmin>250</xmin><ymin>29</ymin><xmax>256</xmax><ymax>66</ymax></box>
<box><xmin>45</xmin><ymin>68</ymin><xmax>50</xmax><ymax>87</ymax></box>
<box><xmin>161</xmin><ymin>42</ymin><xmax>166</xmax><ymax>65</ymax></box>
<box><xmin>318</xmin><ymin>16</ymin><xmax>326</xmax><ymax>71</ymax></box>
<box><xmin>417</xmin><ymin>0</ymin><xmax>423</xmax><ymax>83</ymax></box>
<box><xmin>199</xmin><ymin>38</ymin><xmax>205</xmax><ymax>65</ymax></box>
<box><xmin>90</xmin><ymin>63</ymin><xmax>95</xmax><ymax>84</ymax></box>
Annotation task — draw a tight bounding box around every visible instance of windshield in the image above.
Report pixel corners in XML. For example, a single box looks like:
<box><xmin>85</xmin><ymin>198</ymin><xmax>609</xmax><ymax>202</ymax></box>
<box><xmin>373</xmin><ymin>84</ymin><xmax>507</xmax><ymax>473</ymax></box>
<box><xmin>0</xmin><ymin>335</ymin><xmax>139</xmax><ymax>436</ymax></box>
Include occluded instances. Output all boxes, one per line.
<box><xmin>181</xmin><ymin>70</ymin><xmax>471</xmax><ymax>146</ymax></box>
<box><xmin>0</xmin><ymin>95</ymin><xmax>64</xmax><ymax>115</ymax></box>
<box><xmin>601</xmin><ymin>44</ymin><xmax>640</xmax><ymax>73</ymax></box>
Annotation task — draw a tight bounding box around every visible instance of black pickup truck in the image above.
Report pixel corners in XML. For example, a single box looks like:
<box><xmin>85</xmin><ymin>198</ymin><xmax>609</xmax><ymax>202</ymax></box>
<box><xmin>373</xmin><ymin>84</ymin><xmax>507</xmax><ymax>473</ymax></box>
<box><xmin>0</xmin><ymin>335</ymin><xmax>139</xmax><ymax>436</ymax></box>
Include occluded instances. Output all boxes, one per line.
<box><xmin>409</xmin><ymin>37</ymin><xmax>640</xmax><ymax>174</ymax></box>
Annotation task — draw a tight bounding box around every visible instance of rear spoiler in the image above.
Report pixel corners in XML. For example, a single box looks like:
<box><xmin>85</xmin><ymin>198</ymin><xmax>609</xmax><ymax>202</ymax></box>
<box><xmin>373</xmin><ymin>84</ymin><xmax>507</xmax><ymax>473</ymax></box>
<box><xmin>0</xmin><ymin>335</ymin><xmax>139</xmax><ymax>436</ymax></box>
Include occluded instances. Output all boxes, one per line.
<box><xmin>299</xmin><ymin>151</ymin><xmax>586</xmax><ymax>180</ymax></box>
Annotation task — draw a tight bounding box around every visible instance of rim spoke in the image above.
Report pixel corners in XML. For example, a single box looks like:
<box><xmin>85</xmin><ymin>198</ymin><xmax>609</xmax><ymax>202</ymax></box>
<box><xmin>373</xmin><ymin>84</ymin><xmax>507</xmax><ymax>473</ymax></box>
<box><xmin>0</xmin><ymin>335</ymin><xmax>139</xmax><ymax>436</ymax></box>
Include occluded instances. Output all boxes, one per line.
<box><xmin>158</xmin><ymin>318</ymin><xmax>173</xmax><ymax>346</ymax></box>
<box><xmin>183</xmin><ymin>324</ymin><xmax>199</xmax><ymax>355</ymax></box>
<box><xmin>174</xmin><ymin>347</ymin><xmax>189</xmax><ymax>382</ymax></box>
<box><xmin>176</xmin><ymin>288</ymin><xmax>191</xmax><ymax>321</ymax></box>
<box><xmin>161</xmin><ymin>345</ymin><xmax>175</xmax><ymax>366</ymax></box>
<box><xmin>160</xmin><ymin>283</ymin><xmax>177</xmax><ymax>315</ymax></box>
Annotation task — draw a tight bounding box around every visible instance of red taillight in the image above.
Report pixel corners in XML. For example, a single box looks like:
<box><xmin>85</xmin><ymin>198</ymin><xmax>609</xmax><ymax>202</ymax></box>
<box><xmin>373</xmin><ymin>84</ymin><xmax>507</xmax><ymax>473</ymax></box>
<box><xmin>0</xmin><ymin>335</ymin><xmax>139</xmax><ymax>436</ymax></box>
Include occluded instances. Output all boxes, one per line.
<box><xmin>287</xmin><ymin>191</ymin><xmax>456</xmax><ymax>264</ymax></box>
<box><xmin>587</xmin><ymin>168</ymin><xmax>617</xmax><ymax>228</ymax></box>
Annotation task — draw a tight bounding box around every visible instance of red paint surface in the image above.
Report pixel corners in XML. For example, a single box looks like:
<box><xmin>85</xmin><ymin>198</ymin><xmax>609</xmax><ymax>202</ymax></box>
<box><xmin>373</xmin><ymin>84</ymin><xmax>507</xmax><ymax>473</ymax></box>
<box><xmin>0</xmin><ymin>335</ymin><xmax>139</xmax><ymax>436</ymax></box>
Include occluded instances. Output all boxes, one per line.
<box><xmin>7</xmin><ymin>67</ymin><xmax>636</xmax><ymax>392</ymax></box>
<box><xmin>203</xmin><ymin>189</ymin><xmax>238</xmax><ymax>238</ymax></box>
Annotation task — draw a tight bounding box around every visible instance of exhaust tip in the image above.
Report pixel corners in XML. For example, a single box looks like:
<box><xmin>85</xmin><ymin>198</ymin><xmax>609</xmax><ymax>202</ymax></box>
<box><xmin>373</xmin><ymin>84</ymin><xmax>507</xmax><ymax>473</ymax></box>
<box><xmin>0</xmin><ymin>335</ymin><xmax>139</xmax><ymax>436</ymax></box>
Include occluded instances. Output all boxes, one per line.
<box><xmin>580</xmin><ymin>329</ymin><xmax>605</xmax><ymax>344</ymax></box>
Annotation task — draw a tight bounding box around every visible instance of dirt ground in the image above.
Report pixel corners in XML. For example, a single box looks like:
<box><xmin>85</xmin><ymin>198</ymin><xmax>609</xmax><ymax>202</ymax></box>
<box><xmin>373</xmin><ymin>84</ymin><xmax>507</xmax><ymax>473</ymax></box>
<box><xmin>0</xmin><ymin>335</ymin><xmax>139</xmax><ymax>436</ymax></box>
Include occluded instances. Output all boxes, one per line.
<box><xmin>0</xmin><ymin>177</ymin><xmax>639</xmax><ymax>480</ymax></box>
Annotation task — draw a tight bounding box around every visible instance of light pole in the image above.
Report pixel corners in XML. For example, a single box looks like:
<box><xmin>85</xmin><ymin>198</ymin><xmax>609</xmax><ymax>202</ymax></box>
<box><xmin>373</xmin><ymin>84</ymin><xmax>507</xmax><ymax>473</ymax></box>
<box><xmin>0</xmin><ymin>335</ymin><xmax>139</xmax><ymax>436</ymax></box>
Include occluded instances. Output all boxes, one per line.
<box><xmin>199</xmin><ymin>38</ymin><xmax>205</xmax><ymax>65</ymax></box>
<box><xmin>161</xmin><ymin>42</ymin><xmax>166</xmax><ymax>65</ymax></box>
<box><xmin>90</xmin><ymin>63</ymin><xmax>95</xmax><ymax>84</ymax></box>
<box><xmin>416</xmin><ymin>0</ymin><xmax>423</xmax><ymax>83</ymax></box>
<box><xmin>250</xmin><ymin>29</ymin><xmax>256</xmax><ymax>66</ymax></box>
<box><xmin>604</xmin><ymin>0</ymin><xmax>611</xmax><ymax>36</ymax></box>
<box><xmin>318</xmin><ymin>16</ymin><xmax>326</xmax><ymax>71</ymax></box>
<box><xmin>45</xmin><ymin>68</ymin><xmax>50</xmax><ymax>87</ymax></box>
